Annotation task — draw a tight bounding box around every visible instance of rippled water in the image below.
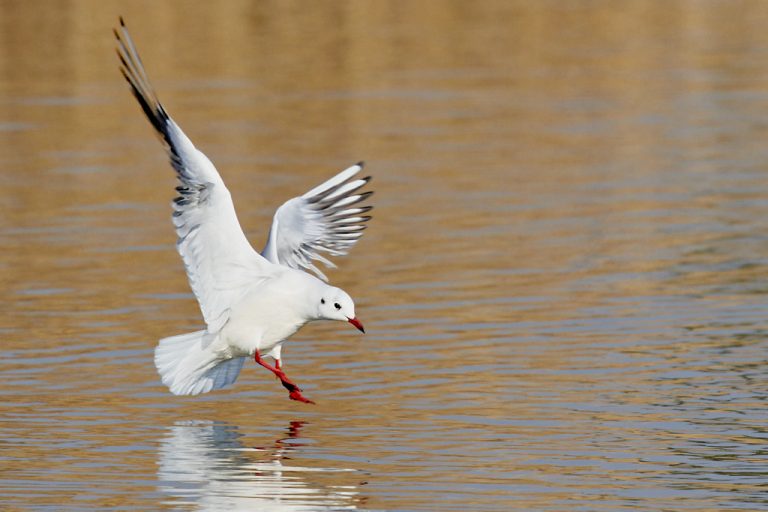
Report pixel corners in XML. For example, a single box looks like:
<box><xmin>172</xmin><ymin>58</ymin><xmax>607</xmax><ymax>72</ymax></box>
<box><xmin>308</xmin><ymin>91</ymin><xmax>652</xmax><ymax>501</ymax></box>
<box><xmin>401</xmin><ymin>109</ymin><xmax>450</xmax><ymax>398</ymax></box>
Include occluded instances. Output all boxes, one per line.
<box><xmin>3</xmin><ymin>2</ymin><xmax>768</xmax><ymax>510</ymax></box>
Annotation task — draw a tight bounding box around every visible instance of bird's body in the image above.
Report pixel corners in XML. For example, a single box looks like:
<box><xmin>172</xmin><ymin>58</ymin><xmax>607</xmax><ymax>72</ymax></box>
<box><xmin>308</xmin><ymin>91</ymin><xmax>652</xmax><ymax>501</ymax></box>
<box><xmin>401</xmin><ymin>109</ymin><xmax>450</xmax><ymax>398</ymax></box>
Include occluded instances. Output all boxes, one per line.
<box><xmin>220</xmin><ymin>269</ymin><xmax>325</xmax><ymax>358</ymax></box>
<box><xmin>115</xmin><ymin>19</ymin><xmax>371</xmax><ymax>403</ymax></box>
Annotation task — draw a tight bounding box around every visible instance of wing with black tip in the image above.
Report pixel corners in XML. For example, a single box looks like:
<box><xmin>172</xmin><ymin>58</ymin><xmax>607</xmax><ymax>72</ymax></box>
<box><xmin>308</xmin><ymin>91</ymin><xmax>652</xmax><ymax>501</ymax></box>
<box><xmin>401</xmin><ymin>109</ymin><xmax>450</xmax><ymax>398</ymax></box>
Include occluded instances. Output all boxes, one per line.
<box><xmin>261</xmin><ymin>163</ymin><xmax>373</xmax><ymax>281</ymax></box>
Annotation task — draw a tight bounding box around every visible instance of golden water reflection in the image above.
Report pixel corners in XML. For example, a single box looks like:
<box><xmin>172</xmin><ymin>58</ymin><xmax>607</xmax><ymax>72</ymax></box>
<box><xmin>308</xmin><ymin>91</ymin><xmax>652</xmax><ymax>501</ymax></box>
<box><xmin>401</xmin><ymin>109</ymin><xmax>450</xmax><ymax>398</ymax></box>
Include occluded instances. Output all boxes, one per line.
<box><xmin>2</xmin><ymin>1</ymin><xmax>768</xmax><ymax>510</ymax></box>
<box><xmin>158</xmin><ymin>421</ymin><xmax>362</xmax><ymax>510</ymax></box>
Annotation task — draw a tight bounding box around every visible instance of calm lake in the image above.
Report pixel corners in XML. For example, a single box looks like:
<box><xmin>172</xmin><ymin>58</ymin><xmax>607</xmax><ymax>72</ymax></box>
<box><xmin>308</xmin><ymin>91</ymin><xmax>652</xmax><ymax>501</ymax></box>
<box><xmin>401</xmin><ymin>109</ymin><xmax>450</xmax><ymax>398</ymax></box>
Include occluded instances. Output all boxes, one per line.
<box><xmin>2</xmin><ymin>1</ymin><xmax>768</xmax><ymax>510</ymax></box>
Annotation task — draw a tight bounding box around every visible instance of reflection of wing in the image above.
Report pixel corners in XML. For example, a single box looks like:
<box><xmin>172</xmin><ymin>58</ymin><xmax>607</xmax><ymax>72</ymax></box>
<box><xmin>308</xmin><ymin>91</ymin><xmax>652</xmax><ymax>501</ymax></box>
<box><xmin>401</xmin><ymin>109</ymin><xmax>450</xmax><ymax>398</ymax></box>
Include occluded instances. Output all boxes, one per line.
<box><xmin>157</xmin><ymin>421</ymin><xmax>360</xmax><ymax>511</ymax></box>
<box><xmin>115</xmin><ymin>19</ymin><xmax>269</xmax><ymax>332</ymax></box>
<box><xmin>261</xmin><ymin>163</ymin><xmax>373</xmax><ymax>281</ymax></box>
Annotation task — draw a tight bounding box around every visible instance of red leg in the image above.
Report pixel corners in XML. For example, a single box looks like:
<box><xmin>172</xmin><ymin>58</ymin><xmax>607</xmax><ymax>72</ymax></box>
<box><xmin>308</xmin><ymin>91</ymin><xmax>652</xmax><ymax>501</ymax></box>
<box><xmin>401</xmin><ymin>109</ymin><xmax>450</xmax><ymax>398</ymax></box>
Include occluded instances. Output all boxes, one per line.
<box><xmin>254</xmin><ymin>351</ymin><xmax>315</xmax><ymax>404</ymax></box>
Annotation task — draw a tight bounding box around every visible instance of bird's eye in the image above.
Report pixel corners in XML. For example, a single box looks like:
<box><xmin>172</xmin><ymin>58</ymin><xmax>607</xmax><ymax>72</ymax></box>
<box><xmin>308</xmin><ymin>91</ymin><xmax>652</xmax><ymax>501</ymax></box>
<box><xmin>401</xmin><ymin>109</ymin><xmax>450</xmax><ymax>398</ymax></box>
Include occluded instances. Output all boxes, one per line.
<box><xmin>321</xmin><ymin>299</ymin><xmax>325</xmax><ymax>304</ymax></box>
<box><xmin>334</xmin><ymin>303</ymin><xmax>341</xmax><ymax>310</ymax></box>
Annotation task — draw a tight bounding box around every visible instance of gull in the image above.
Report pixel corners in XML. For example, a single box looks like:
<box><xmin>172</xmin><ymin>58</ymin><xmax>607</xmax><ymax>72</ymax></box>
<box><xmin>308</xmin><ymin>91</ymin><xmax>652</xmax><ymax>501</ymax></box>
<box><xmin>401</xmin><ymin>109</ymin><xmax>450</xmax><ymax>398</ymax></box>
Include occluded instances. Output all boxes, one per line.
<box><xmin>115</xmin><ymin>19</ymin><xmax>372</xmax><ymax>404</ymax></box>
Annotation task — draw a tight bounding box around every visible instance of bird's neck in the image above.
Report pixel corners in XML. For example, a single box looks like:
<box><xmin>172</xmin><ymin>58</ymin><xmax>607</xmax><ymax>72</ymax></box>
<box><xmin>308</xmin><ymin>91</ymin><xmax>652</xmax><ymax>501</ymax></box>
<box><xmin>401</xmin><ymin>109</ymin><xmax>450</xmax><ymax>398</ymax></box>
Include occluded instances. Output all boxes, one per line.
<box><xmin>281</xmin><ymin>269</ymin><xmax>328</xmax><ymax>321</ymax></box>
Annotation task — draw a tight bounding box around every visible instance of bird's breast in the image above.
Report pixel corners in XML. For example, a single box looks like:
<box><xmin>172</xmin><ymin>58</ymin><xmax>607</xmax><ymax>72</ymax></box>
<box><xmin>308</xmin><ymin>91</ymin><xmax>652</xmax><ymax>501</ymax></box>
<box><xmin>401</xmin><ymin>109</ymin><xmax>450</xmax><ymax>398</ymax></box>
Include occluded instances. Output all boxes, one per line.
<box><xmin>219</xmin><ymin>287</ymin><xmax>309</xmax><ymax>356</ymax></box>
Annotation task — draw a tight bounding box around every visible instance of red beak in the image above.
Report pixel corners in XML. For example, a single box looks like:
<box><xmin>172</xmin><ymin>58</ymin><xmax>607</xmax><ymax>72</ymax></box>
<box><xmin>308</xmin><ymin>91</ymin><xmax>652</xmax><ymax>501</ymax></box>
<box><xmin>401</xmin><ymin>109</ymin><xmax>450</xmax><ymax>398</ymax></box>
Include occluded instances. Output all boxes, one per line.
<box><xmin>348</xmin><ymin>317</ymin><xmax>365</xmax><ymax>333</ymax></box>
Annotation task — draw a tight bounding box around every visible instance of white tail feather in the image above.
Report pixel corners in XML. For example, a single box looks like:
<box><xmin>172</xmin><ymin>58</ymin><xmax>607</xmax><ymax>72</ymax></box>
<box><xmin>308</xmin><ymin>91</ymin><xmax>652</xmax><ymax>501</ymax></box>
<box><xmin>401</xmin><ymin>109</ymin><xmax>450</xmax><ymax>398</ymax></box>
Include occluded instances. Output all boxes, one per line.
<box><xmin>154</xmin><ymin>330</ymin><xmax>245</xmax><ymax>395</ymax></box>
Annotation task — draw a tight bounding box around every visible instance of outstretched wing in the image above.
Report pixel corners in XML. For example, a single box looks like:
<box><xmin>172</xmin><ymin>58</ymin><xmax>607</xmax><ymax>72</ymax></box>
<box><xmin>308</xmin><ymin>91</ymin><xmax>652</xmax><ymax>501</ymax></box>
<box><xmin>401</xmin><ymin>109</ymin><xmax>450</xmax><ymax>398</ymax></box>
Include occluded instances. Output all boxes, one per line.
<box><xmin>116</xmin><ymin>18</ymin><xmax>268</xmax><ymax>332</ymax></box>
<box><xmin>261</xmin><ymin>163</ymin><xmax>373</xmax><ymax>281</ymax></box>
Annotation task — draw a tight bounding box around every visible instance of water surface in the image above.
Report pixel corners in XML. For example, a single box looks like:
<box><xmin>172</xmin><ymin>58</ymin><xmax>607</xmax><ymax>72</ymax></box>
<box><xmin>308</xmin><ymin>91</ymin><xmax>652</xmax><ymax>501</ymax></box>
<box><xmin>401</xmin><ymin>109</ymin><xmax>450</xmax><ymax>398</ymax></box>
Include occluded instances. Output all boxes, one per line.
<box><xmin>2</xmin><ymin>1</ymin><xmax>768</xmax><ymax>510</ymax></box>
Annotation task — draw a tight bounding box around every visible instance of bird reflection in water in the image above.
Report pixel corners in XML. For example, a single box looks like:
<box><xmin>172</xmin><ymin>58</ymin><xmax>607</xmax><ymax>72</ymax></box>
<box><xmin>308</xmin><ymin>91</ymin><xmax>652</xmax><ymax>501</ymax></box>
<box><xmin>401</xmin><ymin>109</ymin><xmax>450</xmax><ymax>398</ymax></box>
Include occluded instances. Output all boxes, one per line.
<box><xmin>157</xmin><ymin>420</ymin><xmax>361</xmax><ymax>510</ymax></box>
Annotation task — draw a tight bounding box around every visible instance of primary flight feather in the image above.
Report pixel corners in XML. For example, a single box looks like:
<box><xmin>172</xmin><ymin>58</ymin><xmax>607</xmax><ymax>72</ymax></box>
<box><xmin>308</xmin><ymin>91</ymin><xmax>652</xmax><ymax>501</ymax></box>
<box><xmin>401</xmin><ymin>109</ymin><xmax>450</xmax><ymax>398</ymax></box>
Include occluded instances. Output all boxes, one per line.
<box><xmin>115</xmin><ymin>18</ymin><xmax>372</xmax><ymax>403</ymax></box>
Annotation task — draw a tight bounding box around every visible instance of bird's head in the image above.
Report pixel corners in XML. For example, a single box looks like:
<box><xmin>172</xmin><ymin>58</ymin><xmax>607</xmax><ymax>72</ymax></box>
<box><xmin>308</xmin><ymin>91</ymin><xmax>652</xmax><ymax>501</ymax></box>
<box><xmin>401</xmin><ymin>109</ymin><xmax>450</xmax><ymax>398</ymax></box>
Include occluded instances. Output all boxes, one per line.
<box><xmin>317</xmin><ymin>287</ymin><xmax>364</xmax><ymax>333</ymax></box>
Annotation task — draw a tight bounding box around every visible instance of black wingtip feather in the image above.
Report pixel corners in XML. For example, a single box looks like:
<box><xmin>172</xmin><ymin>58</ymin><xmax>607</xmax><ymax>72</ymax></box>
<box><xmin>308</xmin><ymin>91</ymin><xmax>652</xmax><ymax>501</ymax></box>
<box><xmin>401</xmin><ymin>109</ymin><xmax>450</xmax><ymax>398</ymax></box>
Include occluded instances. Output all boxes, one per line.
<box><xmin>116</xmin><ymin>49</ymin><xmax>129</xmax><ymax>70</ymax></box>
<box><xmin>115</xmin><ymin>24</ymin><xmax>172</xmax><ymax>138</ymax></box>
<box><xmin>328</xmin><ymin>191</ymin><xmax>374</xmax><ymax>211</ymax></box>
<box><xmin>356</xmin><ymin>161</ymin><xmax>365</xmax><ymax>168</ymax></box>
<box><xmin>126</xmin><ymin>80</ymin><xmax>166</xmax><ymax>135</ymax></box>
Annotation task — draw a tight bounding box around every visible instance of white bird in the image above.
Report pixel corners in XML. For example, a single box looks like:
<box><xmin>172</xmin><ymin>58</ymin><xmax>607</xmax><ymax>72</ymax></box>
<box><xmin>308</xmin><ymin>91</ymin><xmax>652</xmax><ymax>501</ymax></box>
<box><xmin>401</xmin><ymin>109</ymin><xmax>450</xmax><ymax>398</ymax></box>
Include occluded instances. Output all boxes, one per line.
<box><xmin>115</xmin><ymin>18</ymin><xmax>372</xmax><ymax>404</ymax></box>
